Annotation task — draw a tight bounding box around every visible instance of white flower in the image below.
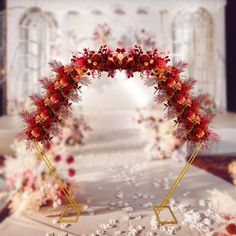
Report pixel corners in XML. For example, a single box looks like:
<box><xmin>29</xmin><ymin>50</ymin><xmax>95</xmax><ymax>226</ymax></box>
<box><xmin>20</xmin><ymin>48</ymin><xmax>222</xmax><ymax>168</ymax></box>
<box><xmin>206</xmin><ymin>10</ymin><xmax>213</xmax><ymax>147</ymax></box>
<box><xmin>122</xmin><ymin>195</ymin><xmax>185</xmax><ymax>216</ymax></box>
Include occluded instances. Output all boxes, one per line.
<box><xmin>108</xmin><ymin>219</ymin><xmax>117</xmax><ymax>225</ymax></box>
<box><xmin>203</xmin><ymin>218</ymin><xmax>211</xmax><ymax>226</ymax></box>
<box><xmin>146</xmin><ymin>232</ymin><xmax>154</xmax><ymax>236</ymax></box>
<box><xmin>123</xmin><ymin>215</ymin><xmax>130</xmax><ymax>221</ymax></box>
<box><xmin>114</xmin><ymin>231</ymin><xmax>122</xmax><ymax>236</ymax></box>
<box><xmin>199</xmin><ymin>199</ymin><xmax>206</xmax><ymax>207</ymax></box>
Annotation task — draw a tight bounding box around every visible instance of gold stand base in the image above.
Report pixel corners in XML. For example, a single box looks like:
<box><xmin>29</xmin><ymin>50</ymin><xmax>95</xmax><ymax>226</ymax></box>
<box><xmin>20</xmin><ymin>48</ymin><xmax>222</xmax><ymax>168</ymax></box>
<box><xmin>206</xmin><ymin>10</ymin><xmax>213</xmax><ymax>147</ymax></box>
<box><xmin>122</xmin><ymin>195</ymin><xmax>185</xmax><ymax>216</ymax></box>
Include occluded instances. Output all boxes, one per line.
<box><xmin>57</xmin><ymin>203</ymin><xmax>83</xmax><ymax>223</ymax></box>
<box><xmin>153</xmin><ymin>205</ymin><xmax>178</xmax><ymax>225</ymax></box>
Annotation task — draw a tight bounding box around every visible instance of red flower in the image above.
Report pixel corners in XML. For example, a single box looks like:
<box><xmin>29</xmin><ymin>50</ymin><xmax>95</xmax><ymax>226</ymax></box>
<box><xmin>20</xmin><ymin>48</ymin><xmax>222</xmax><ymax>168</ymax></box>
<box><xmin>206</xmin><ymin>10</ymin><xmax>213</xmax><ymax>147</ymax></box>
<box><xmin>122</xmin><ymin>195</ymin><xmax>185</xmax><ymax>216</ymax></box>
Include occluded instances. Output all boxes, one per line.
<box><xmin>226</xmin><ymin>223</ymin><xmax>236</xmax><ymax>234</ymax></box>
<box><xmin>165</xmin><ymin>87</ymin><xmax>175</xmax><ymax>97</ymax></box>
<box><xmin>54</xmin><ymin>154</ymin><xmax>61</xmax><ymax>162</ymax></box>
<box><xmin>44</xmin><ymin>142</ymin><xmax>52</xmax><ymax>151</ymax></box>
<box><xmin>66</xmin><ymin>155</ymin><xmax>74</xmax><ymax>164</ymax></box>
<box><xmin>57</xmin><ymin>67</ymin><xmax>64</xmax><ymax>75</ymax></box>
<box><xmin>51</xmin><ymin>103</ymin><xmax>61</xmax><ymax>114</ymax></box>
<box><xmin>176</xmin><ymin>94</ymin><xmax>185</xmax><ymax>104</ymax></box>
<box><xmin>185</xmin><ymin>120</ymin><xmax>193</xmax><ymax>130</ymax></box>
<box><xmin>51</xmin><ymin>93</ymin><xmax>62</xmax><ymax>103</ymax></box>
<box><xmin>92</xmin><ymin>54</ymin><xmax>102</xmax><ymax>62</ymax></box>
<box><xmin>68</xmin><ymin>168</ymin><xmax>76</xmax><ymax>177</ymax></box>
<box><xmin>41</xmin><ymin>109</ymin><xmax>52</xmax><ymax>120</ymax></box>
<box><xmin>174</xmin><ymin>103</ymin><xmax>184</xmax><ymax>114</ymax></box>
<box><xmin>166</xmin><ymin>77</ymin><xmax>176</xmax><ymax>88</ymax></box>
<box><xmin>194</xmin><ymin>127</ymin><xmax>205</xmax><ymax>141</ymax></box>
<box><xmin>75</xmin><ymin>58</ymin><xmax>84</xmax><ymax>68</ymax></box>
<box><xmin>31</xmin><ymin>126</ymin><xmax>43</xmax><ymax>138</ymax></box>
<box><xmin>61</xmin><ymin>86</ymin><xmax>71</xmax><ymax>97</ymax></box>
<box><xmin>56</xmin><ymin>182</ymin><xmax>71</xmax><ymax>196</ymax></box>
<box><xmin>43</xmin><ymin>120</ymin><xmax>52</xmax><ymax>131</ymax></box>
<box><xmin>185</xmin><ymin>110</ymin><xmax>195</xmax><ymax>121</ymax></box>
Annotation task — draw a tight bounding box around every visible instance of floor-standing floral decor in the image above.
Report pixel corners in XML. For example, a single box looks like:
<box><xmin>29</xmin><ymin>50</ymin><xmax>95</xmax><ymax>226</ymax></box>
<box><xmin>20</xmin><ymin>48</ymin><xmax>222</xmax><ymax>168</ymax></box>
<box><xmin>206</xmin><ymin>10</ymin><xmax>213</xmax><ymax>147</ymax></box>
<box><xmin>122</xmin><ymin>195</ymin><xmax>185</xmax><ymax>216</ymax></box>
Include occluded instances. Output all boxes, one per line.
<box><xmin>2</xmin><ymin>114</ymin><xmax>91</xmax><ymax>219</ymax></box>
<box><xmin>19</xmin><ymin>45</ymin><xmax>217</xmax><ymax>224</ymax></box>
<box><xmin>136</xmin><ymin>110</ymin><xmax>185</xmax><ymax>161</ymax></box>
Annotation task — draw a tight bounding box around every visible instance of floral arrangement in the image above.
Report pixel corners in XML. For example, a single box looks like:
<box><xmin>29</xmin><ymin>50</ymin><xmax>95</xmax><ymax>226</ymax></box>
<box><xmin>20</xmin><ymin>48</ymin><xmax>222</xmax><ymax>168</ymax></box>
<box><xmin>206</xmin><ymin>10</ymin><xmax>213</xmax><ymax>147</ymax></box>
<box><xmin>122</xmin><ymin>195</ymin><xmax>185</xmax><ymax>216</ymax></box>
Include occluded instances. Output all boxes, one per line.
<box><xmin>19</xmin><ymin>45</ymin><xmax>217</xmax><ymax>150</ymax></box>
<box><xmin>118</xmin><ymin>29</ymin><xmax>156</xmax><ymax>49</ymax></box>
<box><xmin>4</xmin><ymin>141</ymin><xmax>77</xmax><ymax>215</ymax></box>
<box><xmin>93</xmin><ymin>24</ymin><xmax>156</xmax><ymax>49</ymax></box>
<box><xmin>55</xmin><ymin>114</ymin><xmax>92</xmax><ymax>147</ymax></box>
<box><xmin>1</xmin><ymin>114</ymin><xmax>91</xmax><ymax>216</ymax></box>
<box><xmin>93</xmin><ymin>24</ymin><xmax>112</xmax><ymax>46</ymax></box>
<box><xmin>199</xmin><ymin>94</ymin><xmax>217</xmax><ymax>115</ymax></box>
<box><xmin>136</xmin><ymin>110</ymin><xmax>185</xmax><ymax>160</ymax></box>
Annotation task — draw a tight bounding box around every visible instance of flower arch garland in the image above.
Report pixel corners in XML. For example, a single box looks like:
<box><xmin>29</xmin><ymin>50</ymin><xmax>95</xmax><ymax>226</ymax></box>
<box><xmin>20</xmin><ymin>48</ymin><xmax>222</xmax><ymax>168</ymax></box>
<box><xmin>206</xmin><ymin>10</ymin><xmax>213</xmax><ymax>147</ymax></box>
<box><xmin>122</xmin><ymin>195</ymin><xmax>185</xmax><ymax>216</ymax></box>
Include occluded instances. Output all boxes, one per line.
<box><xmin>19</xmin><ymin>45</ymin><xmax>216</xmax><ymax>148</ymax></box>
<box><xmin>19</xmin><ymin>45</ymin><xmax>218</xmax><ymax>224</ymax></box>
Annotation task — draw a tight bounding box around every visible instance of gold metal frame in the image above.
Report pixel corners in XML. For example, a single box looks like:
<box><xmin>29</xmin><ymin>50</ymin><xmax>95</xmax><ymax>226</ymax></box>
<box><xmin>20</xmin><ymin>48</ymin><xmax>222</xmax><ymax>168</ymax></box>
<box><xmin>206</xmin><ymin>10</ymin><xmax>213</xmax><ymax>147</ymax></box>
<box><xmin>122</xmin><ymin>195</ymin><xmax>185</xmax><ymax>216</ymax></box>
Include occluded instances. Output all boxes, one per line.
<box><xmin>35</xmin><ymin>142</ymin><xmax>202</xmax><ymax>224</ymax></box>
<box><xmin>35</xmin><ymin>143</ymin><xmax>83</xmax><ymax>223</ymax></box>
<box><xmin>153</xmin><ymin>142</ymin><xmax>202</xmax><ymax>224</ymax></box>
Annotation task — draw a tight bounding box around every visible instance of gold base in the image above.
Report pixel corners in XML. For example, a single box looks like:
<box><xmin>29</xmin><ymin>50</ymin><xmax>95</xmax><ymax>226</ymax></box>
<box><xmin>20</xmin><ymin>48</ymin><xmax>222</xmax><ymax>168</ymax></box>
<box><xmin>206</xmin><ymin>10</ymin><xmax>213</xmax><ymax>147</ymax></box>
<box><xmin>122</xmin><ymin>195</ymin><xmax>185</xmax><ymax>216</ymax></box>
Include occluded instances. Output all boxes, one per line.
<box><xmin>57</xmin><ymin>203</ymin><xmax>83</xmax><ymax>223</ymax></box>
<box><xmin>153</xmin><ymin>205</ymin><xmax>178</xmax><ymax>225</ymax></box>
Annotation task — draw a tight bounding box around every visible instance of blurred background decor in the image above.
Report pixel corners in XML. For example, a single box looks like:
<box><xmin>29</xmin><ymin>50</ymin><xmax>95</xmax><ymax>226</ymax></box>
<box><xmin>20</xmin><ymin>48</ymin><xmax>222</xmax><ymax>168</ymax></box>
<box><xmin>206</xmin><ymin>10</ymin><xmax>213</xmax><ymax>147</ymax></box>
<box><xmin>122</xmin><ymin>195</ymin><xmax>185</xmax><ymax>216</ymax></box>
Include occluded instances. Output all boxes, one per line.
<box><xmin>0</xmin><ymin>112</ymin><xmax>91</xmax><ymax>221</ymax></box>
<box><xmin>136</xmin><ymin>109</ymin><xmax>185</xmax><ymax>161</ymax></box>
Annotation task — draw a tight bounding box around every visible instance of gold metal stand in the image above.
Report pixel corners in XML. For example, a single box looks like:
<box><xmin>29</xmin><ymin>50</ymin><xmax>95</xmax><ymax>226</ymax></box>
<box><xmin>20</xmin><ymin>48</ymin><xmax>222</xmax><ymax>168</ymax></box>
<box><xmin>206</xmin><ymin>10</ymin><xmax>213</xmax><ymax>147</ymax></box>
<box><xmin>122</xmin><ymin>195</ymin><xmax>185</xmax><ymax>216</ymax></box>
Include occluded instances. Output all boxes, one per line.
<box><xmin>153</xmin><ymin>142</ymin><xmax>202</xmax><ymax>225</ymax></box>
<box><xmin>34</xmin><ymin>141</ymin><xmax>202</xmax><ymax>224</ymax></box>
<box><xmin>35</xmin><ymin>143</ymin><xmax>83</xmax><ymax>223</ymax></box>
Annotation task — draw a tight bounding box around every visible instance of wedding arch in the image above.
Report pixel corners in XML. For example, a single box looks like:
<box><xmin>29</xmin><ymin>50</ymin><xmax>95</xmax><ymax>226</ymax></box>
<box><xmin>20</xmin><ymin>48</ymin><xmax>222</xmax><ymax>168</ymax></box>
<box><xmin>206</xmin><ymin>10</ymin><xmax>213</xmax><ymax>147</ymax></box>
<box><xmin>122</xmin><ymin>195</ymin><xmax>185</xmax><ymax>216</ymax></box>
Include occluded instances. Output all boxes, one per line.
<box><xmin>19</xmin><ymin>45</ymin><xmax>216</xmax><ymax>224</ymax></box>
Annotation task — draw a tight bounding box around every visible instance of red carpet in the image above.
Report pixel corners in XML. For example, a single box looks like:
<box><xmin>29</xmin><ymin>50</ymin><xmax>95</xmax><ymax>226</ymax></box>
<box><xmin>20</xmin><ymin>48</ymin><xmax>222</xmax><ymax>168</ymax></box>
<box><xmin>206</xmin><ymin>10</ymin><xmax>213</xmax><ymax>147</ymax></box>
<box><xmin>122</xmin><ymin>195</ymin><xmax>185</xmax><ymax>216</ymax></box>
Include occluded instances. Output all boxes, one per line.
<box><xmin>190</xmin><ymin>155</ymin><xmax>236</xmax><ymax>184</ymax></box>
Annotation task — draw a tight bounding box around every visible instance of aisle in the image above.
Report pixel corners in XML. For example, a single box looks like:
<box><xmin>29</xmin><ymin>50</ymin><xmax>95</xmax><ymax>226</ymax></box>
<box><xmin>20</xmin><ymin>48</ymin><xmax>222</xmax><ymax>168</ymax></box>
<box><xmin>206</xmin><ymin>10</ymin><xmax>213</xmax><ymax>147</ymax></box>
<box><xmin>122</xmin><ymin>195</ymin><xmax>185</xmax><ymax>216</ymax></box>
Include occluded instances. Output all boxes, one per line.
<box><xmin>0</xmin><ymin>128</ymin><xmax>235</xmax><ymax>236</ymax></box>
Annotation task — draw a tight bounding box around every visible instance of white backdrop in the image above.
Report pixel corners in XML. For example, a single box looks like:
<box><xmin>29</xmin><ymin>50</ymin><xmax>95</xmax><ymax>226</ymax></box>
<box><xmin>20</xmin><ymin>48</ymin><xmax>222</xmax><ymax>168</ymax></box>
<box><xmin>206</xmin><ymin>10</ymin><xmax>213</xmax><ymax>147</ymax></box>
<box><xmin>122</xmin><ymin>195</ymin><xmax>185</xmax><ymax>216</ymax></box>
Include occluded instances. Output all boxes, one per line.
<box><xmin>6</xmin><ymin>0</ymin><xmax>227</xmax><ymax>113</ymax></box>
